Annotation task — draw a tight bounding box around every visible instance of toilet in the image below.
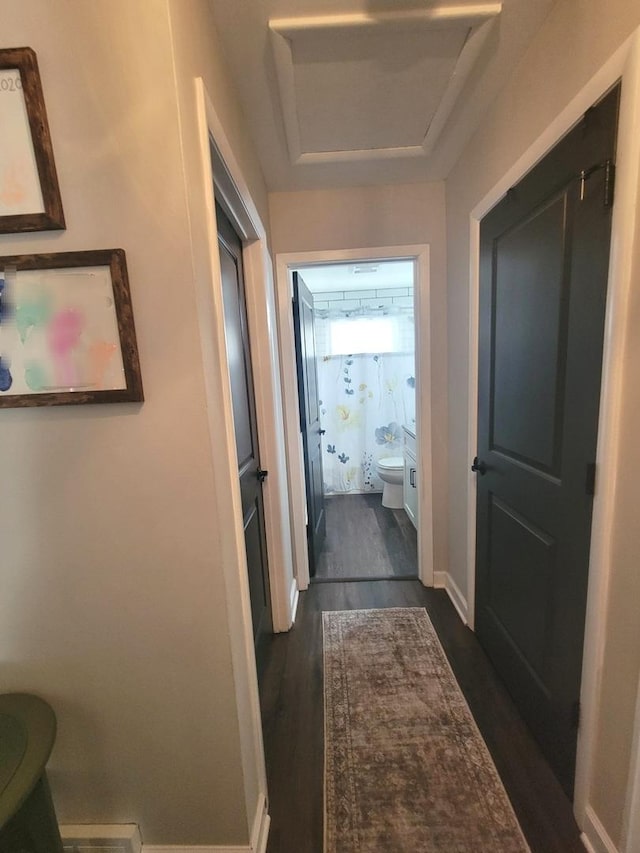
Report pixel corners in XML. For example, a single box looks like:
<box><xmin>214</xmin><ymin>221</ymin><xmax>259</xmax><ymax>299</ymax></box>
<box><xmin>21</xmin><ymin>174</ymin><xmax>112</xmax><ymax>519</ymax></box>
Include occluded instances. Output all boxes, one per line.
<box><xmin>376</xmin><ymin>456</ymin><xmax>404</xmax><ymax>509</ymax></box>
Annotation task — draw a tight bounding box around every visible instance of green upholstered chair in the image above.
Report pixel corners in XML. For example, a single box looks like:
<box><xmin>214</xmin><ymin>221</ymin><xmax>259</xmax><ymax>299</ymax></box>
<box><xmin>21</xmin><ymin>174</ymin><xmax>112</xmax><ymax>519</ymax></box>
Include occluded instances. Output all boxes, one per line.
<box><xmin>0</xmin><ymin>694</ymin><xmax>64</xmax><ymax>853</ymax></box>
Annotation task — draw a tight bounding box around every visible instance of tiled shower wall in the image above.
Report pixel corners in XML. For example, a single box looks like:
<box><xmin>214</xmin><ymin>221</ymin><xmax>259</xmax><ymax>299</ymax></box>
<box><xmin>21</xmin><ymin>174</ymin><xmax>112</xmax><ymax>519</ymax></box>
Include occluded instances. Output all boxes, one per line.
<box><xmin>312</xmin><ymin>286</ymin><xmax>415</xmax><ymax>355</ymax></box>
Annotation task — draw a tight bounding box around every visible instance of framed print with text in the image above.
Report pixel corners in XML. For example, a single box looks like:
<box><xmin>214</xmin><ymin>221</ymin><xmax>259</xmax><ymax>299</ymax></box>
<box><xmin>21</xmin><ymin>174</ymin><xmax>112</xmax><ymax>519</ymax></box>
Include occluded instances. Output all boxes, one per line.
<box><xmin>0</xmin><ymin>47</ymin><xmax>65</xmax><ymax>233</ymax></box>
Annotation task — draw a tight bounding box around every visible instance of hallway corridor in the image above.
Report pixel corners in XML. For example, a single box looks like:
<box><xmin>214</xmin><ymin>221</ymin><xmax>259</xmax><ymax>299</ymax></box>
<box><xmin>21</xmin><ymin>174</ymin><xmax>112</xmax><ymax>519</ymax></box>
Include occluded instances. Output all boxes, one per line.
<box><xmin>260</xmin><ymin>580</ymin><xmax>584</xmax><ymax>852</ymax></box>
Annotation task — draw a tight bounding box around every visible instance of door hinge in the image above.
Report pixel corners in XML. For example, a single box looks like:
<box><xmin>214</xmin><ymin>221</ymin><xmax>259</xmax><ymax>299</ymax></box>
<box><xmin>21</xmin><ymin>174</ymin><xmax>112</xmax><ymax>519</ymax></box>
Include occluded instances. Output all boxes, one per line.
<box><xmin>585</xmin><ymin>462</ymin><xmax>596</xmax><ymax>496</ymax></box>
<box><xmin>571</xmin><ymin>700</ymin><xmax>581</xmax><ymax>730</ymax></box>
<box><xmin>579</xmin><ymin>159</ymin><xmax>615</xmax><ymax>207</ymax></box>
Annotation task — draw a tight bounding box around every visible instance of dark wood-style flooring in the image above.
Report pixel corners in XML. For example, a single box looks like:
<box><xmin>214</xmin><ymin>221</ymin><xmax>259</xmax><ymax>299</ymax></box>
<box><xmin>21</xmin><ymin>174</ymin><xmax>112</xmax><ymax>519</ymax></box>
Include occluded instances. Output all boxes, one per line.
<box><xmin>260</xmin><ymin>508</ymin><xmax>584</xmax><ymax>852</ymax></box>
<box><xmin>315</xmin><ymin>494</ymin><xmax>418</xmax><ymax>580</ymax></box>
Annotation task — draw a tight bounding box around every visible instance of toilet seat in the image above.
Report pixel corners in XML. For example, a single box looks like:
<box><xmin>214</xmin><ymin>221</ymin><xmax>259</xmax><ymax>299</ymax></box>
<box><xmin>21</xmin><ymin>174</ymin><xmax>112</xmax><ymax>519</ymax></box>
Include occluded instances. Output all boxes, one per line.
<box><xmin>377</xmin><ymin>456</ymin><xmax>404</xmax><ymax>470</ymax></box>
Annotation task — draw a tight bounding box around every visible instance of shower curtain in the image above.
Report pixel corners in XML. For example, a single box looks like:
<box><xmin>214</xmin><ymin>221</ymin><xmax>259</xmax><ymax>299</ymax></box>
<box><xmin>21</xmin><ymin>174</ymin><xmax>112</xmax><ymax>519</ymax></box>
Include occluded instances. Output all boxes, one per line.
<box><xmin>317</xmin><ymin>352</ymin><xmax>415</xmax><ymax>494</ymax></box>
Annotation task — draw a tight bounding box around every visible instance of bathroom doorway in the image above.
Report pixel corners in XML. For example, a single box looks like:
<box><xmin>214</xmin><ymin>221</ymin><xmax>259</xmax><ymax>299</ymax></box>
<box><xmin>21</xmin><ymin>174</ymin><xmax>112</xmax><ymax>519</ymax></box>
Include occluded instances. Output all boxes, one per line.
<box><xmin>290</xmin><ymin>257</ymin><xmax>420</xmax><ymax>583</ymax></box>
<box><xmin>276</xmin><ymin>245</ymin><xmax>434</xmax><ymax>592</ymax></box>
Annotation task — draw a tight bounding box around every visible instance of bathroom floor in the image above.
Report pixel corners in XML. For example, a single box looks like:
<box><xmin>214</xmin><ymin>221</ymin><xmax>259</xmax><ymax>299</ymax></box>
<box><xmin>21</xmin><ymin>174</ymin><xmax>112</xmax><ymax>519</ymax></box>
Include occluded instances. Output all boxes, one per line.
<box><xmin>314</xmin><ymin>493</ymin><xmax>418</xmax><ymax>581</ymax></box>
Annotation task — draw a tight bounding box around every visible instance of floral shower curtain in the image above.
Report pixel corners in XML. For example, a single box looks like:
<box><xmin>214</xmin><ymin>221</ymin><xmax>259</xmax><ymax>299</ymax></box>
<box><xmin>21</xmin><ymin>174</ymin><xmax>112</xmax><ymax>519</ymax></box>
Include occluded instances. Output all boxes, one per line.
<box><xmin>318</xmin><ymin>352</ymin><xmax>415</xmax><ymax>494</ymax></box>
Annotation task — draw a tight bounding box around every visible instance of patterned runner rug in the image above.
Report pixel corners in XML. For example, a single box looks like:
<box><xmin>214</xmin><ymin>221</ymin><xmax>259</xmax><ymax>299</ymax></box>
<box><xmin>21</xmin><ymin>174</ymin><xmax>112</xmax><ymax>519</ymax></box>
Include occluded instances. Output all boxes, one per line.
<box><xmin>323</xmin><ymin>608</ymin><xmax>529</xmax><ymax>852</ymax></box>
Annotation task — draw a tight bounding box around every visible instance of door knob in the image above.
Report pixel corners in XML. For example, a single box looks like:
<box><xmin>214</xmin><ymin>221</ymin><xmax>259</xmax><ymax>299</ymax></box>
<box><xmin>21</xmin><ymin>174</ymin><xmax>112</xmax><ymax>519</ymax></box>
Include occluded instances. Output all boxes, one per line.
<box><xmin>257</xmin><ymin>469</ymin><xmax>269</xmax><ymax>483</ymax></box>
<box><xmin>319</xmin><ymin>429</ymin><xmax>326</xmax><ymax>435</ymax></box>
<box><xmin>471</xmin><ymin>456</ymin><xmax>487</xmax><ymax>475</ymax></box>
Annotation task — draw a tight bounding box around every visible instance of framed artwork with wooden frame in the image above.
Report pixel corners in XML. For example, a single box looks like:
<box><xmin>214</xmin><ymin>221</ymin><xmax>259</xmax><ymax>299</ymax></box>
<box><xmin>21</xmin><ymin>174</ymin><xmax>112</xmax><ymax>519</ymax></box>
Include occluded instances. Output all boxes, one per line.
<box><xmin>0</xmin><ymin>46</ymin><xmax>65</xmax><ymax>233</ymax></box>
<box><xmin>0</xmin><ymin>249</ymin><xmax>144</xmax><ymax>406</ymax></box>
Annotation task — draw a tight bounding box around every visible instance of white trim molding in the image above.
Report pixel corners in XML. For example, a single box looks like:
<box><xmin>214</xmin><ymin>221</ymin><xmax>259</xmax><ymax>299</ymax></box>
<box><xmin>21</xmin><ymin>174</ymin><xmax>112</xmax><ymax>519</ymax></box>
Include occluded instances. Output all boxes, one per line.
<box><xmin>249</xmin><ymin>795</ymin><xmax>270</xmax><ymax>853</ymax></box>
<box><xmin>189</xmin><ymin>77</ymin><xmax>273</xmax><ymax>853</ymax></box>
<box><xmin>61</xmin><ymin>824</ymin><xmax>141</xmax><ymax>853</ymax></box>
<box><xmin>464</xmin><ymin>25</ymin><xmax>640</xmax><ymax>841</ymax></box>
<box><xmin>144</xmin><ymin>848</ymin><xmax>249</xmax><ymax>853</ymax></box>
<box><xmin>274</xmin><ymin>245</ymin><xmax>435</xmax><ymax>593</ymax></box>
<box><xmin>269</xmin><ymin>6</ymin><xmax>500</xmax><ymax>165</ymax></box>
<box><xmin>433</xmin><ymin>571</ymin><xmax>468</xmax><ymax>625</ymax></box>
<box><xmin>199</xmin><ymin>86</ymin><xmax>295</xmax><ymax>636</ymax></box>
<box><xmin>622</xmin><ymin>618</ymin><xmax>640</xmax><ymax>852</ymax></box>
<box><xmin>289</xmin><ymin>578</ymin><xmax>300</xmax><ymax>624</ymax></box>
<box><xmin>60</xmin><ymin>824</ymin><xmax>269</xmax><ymax>853</ymax></box>
<box><xmin>144</xmin><ymin>848</ymin><xmax>233</xmax><ymax>853</ymax></box>
<box><xmin>445</xmin><ymin>572</ymin><xmax>468</xmax><ymax>626</ymax></box>
<box><xmin>581</xmin><ymin>806</ymin><xmax>620</xmax><ymax>853</ymax></box>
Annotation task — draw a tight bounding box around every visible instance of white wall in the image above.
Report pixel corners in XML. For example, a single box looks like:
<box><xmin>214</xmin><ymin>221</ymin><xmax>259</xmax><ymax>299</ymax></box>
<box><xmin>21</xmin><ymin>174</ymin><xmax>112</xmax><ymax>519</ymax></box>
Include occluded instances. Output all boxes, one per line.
<box><xmin>445</xmin><ymin>0</ymin><xmax>640</xmax><ymax>845</ymax></box>
<box><xmin>269</xmin><ymin>183</ymin><xmax>449</xmax><ymax>577</ymax></box>
<box><xmin>0</xmin><ymin>0</ymin><xmax>269</xmax><ymax>846</ymax></box>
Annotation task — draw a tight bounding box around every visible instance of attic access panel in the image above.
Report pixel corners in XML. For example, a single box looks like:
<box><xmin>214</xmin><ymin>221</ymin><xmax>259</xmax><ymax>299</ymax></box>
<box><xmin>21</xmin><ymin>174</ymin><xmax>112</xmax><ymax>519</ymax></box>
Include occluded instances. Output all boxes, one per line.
<box><xmin>270</xmin><ymin>4</ymin><xmax>502</xmax><ymax>165</ymax></box>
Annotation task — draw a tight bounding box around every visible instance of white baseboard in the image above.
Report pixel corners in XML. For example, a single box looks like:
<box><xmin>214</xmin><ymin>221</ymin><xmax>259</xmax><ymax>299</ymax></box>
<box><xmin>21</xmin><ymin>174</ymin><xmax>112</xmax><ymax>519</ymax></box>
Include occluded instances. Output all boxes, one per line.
<box><xmin>289</xmin><ymin>579</ymin><xmax>300</xmax><ymax>626</ymax></box>
<box><xmin>581</xmin><ymin>805</ymin><xmax>619</xmax><ymax>853</ymax></box>
<box><xmin>61</xmin><ymin>810</ymin><xmax>270</xmax><ymax>853</ymax></box>
<box><xmin>445</xmin><ymin>572</ymin><xmax>468</xmax><ymax>626</ymax></box>
<box><xmin>144</xmin><ymin>847</ymin><xmax>246</xmax><ymax>852</ymax></box>
<box><xmin>61</xmin><ymin>824</ymin><xmax>142</xmax><ymax>853</ymax></box>
<box><xmin>145</xmin><ymin>831</ymin><xmax>269</xmax><ymax>853</ymax></box>
<box><xmin>250</xmin><ymin>795</ymin><xmax>270</xmax><ymax>853</ymax></box>
<box><xmin>432</xmin><ymin>572</ymin><xmax>469</xmax><ymax>626</ymax></box>
<box><xmin>144</xmin><ymin>847</ymin><xmax>247</xmax><ymax>852</ymax></box>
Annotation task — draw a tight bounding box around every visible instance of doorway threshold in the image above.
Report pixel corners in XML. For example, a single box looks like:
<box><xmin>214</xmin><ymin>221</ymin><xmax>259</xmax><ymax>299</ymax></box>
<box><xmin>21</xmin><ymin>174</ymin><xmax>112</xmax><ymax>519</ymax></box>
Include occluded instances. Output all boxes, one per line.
<box><xmin>311</xmin><ymin>574</ymin><xmax>418</xmax><ymax>584</ymax></box>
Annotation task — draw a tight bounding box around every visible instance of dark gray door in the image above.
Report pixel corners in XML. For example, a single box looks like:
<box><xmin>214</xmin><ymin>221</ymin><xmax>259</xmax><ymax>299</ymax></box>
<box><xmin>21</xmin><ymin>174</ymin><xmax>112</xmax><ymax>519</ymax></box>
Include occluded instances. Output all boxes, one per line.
<box><xmin>217</xmin><ymin>201</ymin><xmax>272</xmax><ymax>673</ymax></box>
<box><xmin>475</xmin><ymin>85</ymin><xmax>619</xmax><ymax>796</ymax></box>
<box><xmin>292</xmin><ymin>272</ymin><xmax>326</xmax><ymax>577</ymax></box>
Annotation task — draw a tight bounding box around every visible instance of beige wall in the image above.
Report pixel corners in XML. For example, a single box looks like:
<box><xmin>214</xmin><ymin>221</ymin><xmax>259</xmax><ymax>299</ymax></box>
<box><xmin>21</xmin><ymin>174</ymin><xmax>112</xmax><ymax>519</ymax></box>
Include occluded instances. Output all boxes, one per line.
<box><xmin>445</xmin><ymin>0</ymin><xmax>640</xmax><ymax>844</ymax></box>
<box><xmin>1</xmin><ymin>0</ymin><xmax>269</xmax><ymax>845</ymax></box>
<box><xmin>168</xmin><ymin>0</ymin><xmax>270</xmax><ymax>232</ymax></box>
<box><xmin>166</xmin><ymin>0</ymin><xmax>277</xmax><ymax>833</ymax></box>
<box><xmin>269</xmin><ymin>183</ymin><xmax>449</xmax><ymax>579</ymax></box>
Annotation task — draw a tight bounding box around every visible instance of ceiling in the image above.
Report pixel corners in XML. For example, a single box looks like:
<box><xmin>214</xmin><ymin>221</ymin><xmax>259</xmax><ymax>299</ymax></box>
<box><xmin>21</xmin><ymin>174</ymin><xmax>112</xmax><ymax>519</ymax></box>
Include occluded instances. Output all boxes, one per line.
<box><xmin>208</xmin><ymin>0</ymin><xmax>556</xmax><ymax>191</ymax></box>
<box><xmin>296</xmin><ymin>260</ymin><xmax>415</xmax><ymax>293</ymax></box>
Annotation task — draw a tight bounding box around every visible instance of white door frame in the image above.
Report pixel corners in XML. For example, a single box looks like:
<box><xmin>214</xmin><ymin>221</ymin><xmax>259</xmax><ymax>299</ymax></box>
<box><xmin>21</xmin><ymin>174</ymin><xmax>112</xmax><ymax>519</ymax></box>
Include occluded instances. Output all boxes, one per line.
<box><xmin>275</xmin><ymin>245</ymin><xmax>434</xmax><ymax>591</ymax></box>
<box><xmin>621</xmin><ymin>676</ymin><xmax>640</xmax><ymax>852</ymax></box>
<box><xmin>464</xmin><ymin>29</ymin><xmax>640</xmax><ymax>836</ymax></box>
<box><xmin>188</xmin><ymin>76</ymin><xmax>306</xmax><ymax>850</ymax></box>
<box><xmin>195</xmin><ymin>82</ymin><xmax>295</xmax><ymax>637</ymax></box>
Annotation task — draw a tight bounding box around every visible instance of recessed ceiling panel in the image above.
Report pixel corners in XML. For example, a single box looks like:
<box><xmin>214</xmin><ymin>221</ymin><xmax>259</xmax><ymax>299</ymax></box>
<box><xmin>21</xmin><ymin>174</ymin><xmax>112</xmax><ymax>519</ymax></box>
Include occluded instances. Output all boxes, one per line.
<box><xmin>208</xmin><ymin>0</ymin><xmax>557</xmax><ymax>189</ymax></box>
<box><xmin>292</xmin><ymin>28</ymin><xmax>469</xmax><ymax>153</ymax></box>
<box><xmin>270</xmin><ymin>5</ymin><xmax>502</xmax><ymax>165</ymax></box>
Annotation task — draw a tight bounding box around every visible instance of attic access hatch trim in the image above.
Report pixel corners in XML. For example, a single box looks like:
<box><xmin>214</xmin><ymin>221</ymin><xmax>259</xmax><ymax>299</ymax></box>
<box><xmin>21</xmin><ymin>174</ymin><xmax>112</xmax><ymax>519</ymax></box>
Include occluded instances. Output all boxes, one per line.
<box><xmin>269</xmin><ymin>3</ymin><xmax>502</xmax><ymax>166</ymax></box>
